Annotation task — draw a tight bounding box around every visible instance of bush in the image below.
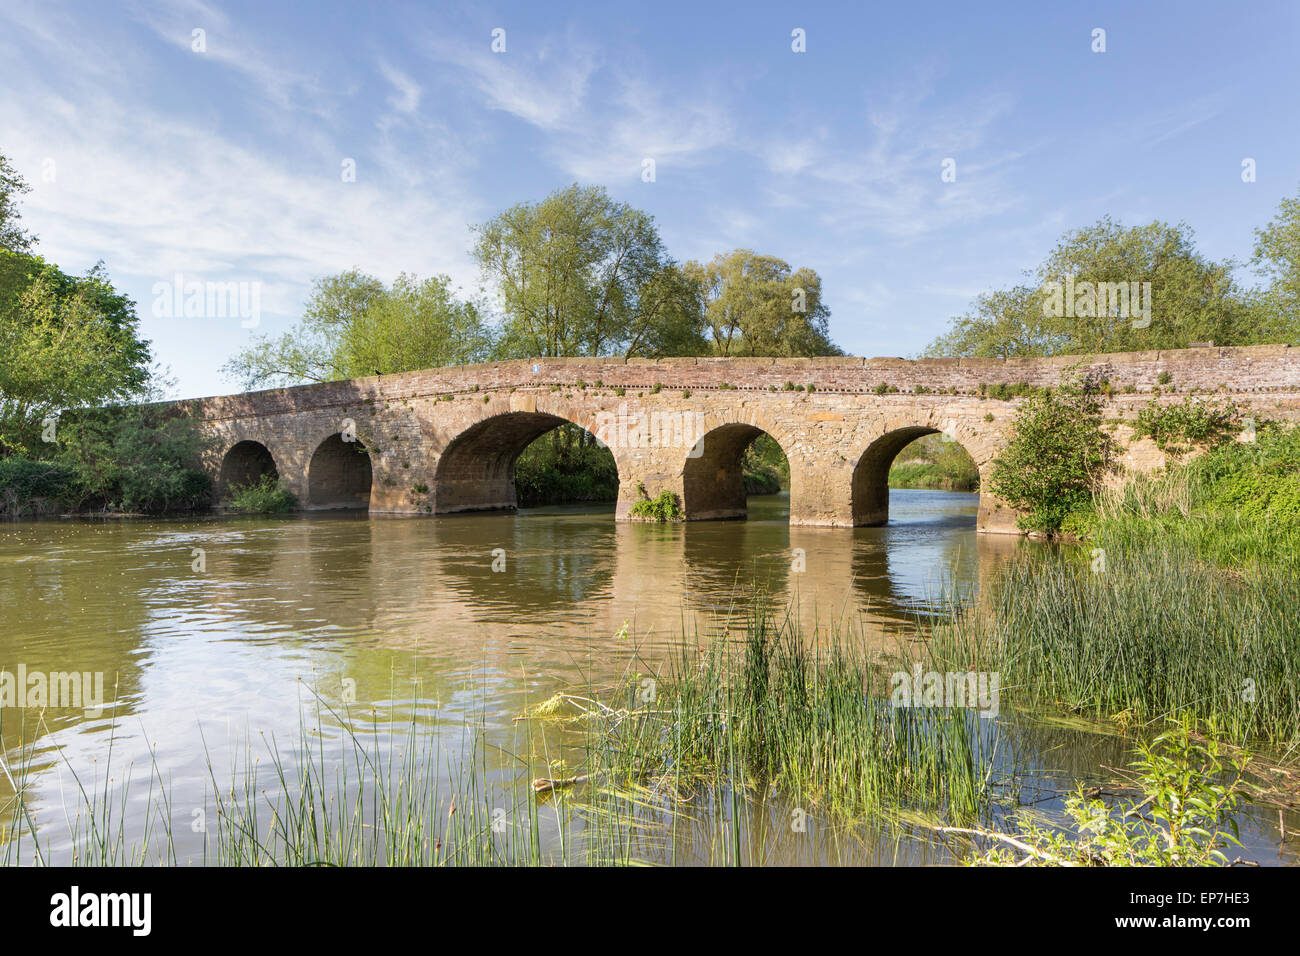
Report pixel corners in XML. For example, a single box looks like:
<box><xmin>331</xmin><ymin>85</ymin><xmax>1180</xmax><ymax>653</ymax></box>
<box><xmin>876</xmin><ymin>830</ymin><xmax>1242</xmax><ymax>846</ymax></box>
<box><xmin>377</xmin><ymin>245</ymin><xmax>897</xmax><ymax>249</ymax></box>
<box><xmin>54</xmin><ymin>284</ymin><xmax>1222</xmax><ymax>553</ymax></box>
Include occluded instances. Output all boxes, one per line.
<box><xmin>1132</xmin><ymin>395</ymin><xmax>1241</xmax><ymax>456</ymax></box>
<box><xmin>628</xmin><ymin>490</ymin><xmax>683</xmax><ymax>522</ymax></box>
<box><xmin>0</xmin><ymin>457</ymin><xmax>76</xmax><ymax>515</ymax></box>
<box><xmin>54</xmin><ymin>404</ymin><xmax>212</xmax><ymax>513</ymax></box>
<box><xmin>965</xmin><ymin>720</ymin><xmax>1250</xmax><ymax>867</ymax></box>
<box><xmin>987</xmin><ymin>380</ymin><xmax>1116</xmax><ymax>533</ymax></box>
<box><xmin>227</xmin><ymin>474</ymin><xmax>297</xmax><ymax>513</ymax></box>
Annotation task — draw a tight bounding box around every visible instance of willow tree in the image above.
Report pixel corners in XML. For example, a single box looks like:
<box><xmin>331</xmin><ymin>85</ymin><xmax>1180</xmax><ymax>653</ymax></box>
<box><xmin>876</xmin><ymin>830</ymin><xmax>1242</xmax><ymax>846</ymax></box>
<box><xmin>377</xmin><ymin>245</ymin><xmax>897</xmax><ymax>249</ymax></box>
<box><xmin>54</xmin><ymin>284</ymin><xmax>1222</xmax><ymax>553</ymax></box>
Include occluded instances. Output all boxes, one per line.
<box><xmin>684</xmin><ymin>249</ymin><xmax>840</xmax><ymax>357</ymax></box>
<box><xmin>472</xmin><ymin>183</ymin><xmax>706</xmax><ymax>359</ymax></box>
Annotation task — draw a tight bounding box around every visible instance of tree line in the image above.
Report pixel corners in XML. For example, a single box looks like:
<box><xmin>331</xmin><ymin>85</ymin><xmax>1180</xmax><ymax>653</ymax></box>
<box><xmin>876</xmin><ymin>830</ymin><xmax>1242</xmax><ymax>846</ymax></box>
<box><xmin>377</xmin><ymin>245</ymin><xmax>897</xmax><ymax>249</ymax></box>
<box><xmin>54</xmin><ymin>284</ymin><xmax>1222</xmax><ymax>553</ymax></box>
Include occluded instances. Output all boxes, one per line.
<box><xmin>224</xmin><ymin>183</ymin><xmax>840</xmax><ymax>389</ymax></box>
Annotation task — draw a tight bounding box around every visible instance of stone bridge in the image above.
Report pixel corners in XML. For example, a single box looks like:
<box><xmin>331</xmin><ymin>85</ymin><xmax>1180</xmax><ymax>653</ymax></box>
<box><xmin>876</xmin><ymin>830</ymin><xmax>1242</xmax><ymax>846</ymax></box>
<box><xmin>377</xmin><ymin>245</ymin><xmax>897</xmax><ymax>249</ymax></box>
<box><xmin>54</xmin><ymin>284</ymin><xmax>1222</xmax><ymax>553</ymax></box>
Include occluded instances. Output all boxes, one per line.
<box><xmin>181</xmin><ymin>345</ymin><xmax>1300</xmax><ymax>534</ymax></box>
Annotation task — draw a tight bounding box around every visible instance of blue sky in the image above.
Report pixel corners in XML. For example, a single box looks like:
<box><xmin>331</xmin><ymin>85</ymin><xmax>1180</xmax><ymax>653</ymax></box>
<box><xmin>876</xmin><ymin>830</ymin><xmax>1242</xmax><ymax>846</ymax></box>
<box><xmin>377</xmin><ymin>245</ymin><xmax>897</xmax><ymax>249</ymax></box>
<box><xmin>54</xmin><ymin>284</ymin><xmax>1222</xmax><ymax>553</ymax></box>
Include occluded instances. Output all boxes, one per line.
<box><xmin>2</xmin><ymin>0</ymin><xmax>1297</xmax><ymax>399</ymax></box>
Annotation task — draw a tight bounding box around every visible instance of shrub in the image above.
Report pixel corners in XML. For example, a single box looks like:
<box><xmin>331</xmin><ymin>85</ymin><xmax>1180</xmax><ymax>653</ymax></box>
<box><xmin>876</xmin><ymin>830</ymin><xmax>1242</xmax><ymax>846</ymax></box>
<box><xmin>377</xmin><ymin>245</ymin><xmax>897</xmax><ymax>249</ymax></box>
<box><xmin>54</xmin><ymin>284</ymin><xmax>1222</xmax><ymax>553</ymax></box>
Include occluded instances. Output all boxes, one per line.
<box><xmin>1132</xmin><ymin>395</ymin><xmax>1241</xmax><ymax>456</ymax></box>
<box><xmin>987</xmin><ymin>380</ymin><xmax>1116</xmax><ymax>532</ymax></box>
<box><xmin>628</xmin><ymin>490</ymin><xmax>683</xmax><ymax>521</ymax></box>
<box><xmin>964</xmin><ymin>720</ymin><xmax>1250</xmax><ymax>867</ymax></box>
<box><xmin>53</xmin><ymin>404</ymin><xmax>212</xmax><ymax>513</ymax></box>
<box><xmin>0</xmin><ymin>457</ymin><xmax>76</xmax><ymax>515</ymax></box>
<box><xmin>227</xmin><ymin>474</ymin><xmax>297</xmax><ymax>513</ymax></box>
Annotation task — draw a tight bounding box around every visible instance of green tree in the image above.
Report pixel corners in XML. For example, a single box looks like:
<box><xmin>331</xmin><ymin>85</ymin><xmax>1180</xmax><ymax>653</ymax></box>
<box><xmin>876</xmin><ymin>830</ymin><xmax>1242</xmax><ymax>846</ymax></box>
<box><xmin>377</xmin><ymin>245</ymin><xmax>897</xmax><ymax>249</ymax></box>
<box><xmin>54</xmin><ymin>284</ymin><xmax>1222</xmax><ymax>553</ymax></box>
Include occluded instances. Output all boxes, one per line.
<box><xmin>1250</xmin><ymin>184</ymin><xmax>1300</xmax><ymax>344</ymax></box>
<box><xmin>927</xmin><ymin>218</ymin><xmax>1254</xmax><ymax>357</ymax></box>
<box><xmin>334</xmin><ymin>274</ymin><xmax>493</xmax><ymax>378</ymax></box>
<box><xmin>987</xmin><ymin>379</ymin><xmax>1116</xmax><ymax>532</ymax></box>
<box><xmin>222</xmin><ymin>270</ymin><xmax>491</xmax><ymax>388</ymax></box>
<box><xmin>0</xmin><ymin>251</ymin><xmax>152</xmax><ymax>454</ymax></box>
<box><xmin>0</xmin><ymin>152</ymin><xmax>33</xmax><ymax>253</ymax></box>
<box><xmin>473</xmin><ymin>183</ymin><xmax>707</xmax><ymax>358</ymax></box>
<box><xmin>685</xmin><ymin>249</ymin><xmax>840</xmax><ymax>357</ymax></box>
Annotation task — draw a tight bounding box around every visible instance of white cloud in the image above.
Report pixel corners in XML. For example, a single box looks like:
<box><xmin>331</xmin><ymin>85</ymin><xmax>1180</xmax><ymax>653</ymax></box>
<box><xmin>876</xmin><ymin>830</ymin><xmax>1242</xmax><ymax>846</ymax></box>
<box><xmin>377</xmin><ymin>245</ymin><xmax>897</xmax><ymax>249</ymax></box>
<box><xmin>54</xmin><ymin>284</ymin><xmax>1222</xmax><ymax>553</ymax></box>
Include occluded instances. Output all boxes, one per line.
<box><xmin>378</xmin><ymin>60</ymin><xmax>422</xmax><ymax>114</ymax></box>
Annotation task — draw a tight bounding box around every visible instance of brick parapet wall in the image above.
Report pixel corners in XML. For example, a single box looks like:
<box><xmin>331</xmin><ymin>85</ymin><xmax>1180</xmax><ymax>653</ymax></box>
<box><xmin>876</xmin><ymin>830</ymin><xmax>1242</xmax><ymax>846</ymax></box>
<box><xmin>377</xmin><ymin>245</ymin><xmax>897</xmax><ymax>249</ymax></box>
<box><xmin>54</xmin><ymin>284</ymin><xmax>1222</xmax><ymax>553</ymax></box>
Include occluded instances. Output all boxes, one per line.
<box><xmin>180</xmin><ymin>345</ymin><xmax>1299</xmax><ymax>421</ymax></box>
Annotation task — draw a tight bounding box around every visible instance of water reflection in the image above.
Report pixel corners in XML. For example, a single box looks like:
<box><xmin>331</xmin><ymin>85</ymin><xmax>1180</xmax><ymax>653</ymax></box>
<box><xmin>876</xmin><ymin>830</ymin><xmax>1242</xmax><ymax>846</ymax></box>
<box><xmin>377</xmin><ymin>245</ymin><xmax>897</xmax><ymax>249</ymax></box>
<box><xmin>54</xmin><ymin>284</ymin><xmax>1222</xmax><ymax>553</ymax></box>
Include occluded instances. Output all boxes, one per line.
<box><xmin>3</xmin><ymin>491</ymin><xmax>1293</xmax><ymax>865</ymax></box>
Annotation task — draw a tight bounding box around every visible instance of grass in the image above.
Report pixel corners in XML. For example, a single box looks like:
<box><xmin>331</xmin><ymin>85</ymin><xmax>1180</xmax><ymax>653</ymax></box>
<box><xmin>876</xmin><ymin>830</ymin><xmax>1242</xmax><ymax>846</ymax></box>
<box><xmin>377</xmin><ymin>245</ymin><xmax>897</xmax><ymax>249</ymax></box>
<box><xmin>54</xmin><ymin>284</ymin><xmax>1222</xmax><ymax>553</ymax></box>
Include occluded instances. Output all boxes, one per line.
<box><xmin>922</xmin><ymin>546</ymin><xmax>1300</xmax><ymax>750</ymax></box>
<box><xmin>1062</xmin><ymin>422</ymin><xmax>1300</xmax><ymax>575</ymax></box>
<box><xmin>639</xmin><ymin>612</ymin><xmax>999</xmax><ymax>822</ymax></box>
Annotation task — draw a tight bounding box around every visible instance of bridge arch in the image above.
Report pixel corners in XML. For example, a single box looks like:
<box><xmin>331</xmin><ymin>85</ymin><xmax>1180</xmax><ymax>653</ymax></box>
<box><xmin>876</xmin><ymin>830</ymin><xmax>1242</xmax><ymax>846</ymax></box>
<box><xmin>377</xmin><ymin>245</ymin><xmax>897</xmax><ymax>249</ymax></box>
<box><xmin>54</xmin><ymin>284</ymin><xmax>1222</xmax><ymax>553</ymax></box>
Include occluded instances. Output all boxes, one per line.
<box><xmin>218</xmin><ymin>439</ymin><xmax>279</xmax><ymax>498</ymax></box>
<box><xmin>682</xmin><ymin>421</ymin><xmax>790</xmax><ymax>521</ymax></box>
<box><xmin>850</xmin><ymin>423</ymin><xmax>985</xmax><ymax>526</ymax></box>
<box><xmin>432</xmin><ymin>407</ymin><xmax>617</xmax><ymax>514</ymax></box>
<box><xmin>307</xmin><ymin>433</ymin><xmax>373</xmax><ymax>510</ymax></box>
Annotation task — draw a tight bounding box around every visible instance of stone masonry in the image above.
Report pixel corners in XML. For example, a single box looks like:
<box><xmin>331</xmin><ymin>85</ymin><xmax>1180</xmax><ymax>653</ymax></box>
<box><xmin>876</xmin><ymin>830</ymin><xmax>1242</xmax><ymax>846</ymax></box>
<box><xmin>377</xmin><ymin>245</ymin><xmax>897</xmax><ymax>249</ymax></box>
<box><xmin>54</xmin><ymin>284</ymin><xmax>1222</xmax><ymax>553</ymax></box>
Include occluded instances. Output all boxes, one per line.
<box><xmin>181</xmin><ymin>345</ymin><xmax>1300</xmax><ymax>533</ymax></box>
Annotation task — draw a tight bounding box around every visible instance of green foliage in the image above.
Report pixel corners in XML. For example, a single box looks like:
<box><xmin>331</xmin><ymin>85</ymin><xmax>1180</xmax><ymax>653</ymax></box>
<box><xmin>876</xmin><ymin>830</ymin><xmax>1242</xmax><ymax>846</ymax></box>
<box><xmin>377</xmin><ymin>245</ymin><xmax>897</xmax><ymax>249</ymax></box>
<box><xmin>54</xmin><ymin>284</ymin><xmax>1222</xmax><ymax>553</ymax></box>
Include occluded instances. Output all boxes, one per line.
<box><xmin>513</xmin><ymin>426</ymin><xmax>619</xmax><ymax>506</ymax></box>
<box><xmin>0</xmin><ymin>251</ymin><xmax>152</xmax><ymax>453</ymax></box>
<box><xmin>927</xmin><ymin>545</ymin><xmax>1300</xmax><ymax>746</ymax></box>
<box><xmin>1069</xmin><ymin>423</ymin><xmax>1300</xmax><ymax>572</ymax></box>
<box><xmin>966</xmin><ymin>721</ymin><xmax>1250</xmax><ymax>867</ymax></box>
<box><xmin>980</xmin><ymin>381</ymin><xmax>1038</xmax><ymax>401</ymax></box>
<box><xmin>987</xmin><ymin>380</ymin><xmax>1116</xmax><ymax>532</ymax></box>
<box><xmin>889</xmin><ymin>434</ymin><xmax>980</xmax><ymax>491</ymax></box>
<box><xmin>740</xmin><ymin>433</ymin><xmax>788</xmax><ymax>494</ymax></box>
<box><xmin>1250</xmin><ymin>184</ymin><xmax>1300</xmax><ymax>343</ymax></box>
<box><xmin>52</xmin><ymin>403</ymin><xmax>213</xmax><ymax>513</ymax></box>
<box><xmin>1131</xmin><ymin>395</ymin><xmax>1241</xmax><ymax>456</ymax></box>
<box><xmin>628</xmin><ymin>490</ymin><xmax>683</xmax><ymax>521</ymax></box>
<box><xmin>926</xmin><ymin>217</ymin><xmax>1259</xmax><ymax>358</ymax></box>
<box><xmin>223</xmin><ymin>270</ymin><xmax>492</xmax><ymax>389</ymax></box>
<box><xmin>474</xmin><ymin>183</ymin><xmax>706</xmax><ymax>359</ymax></box>
<box><xmin>683</xmin><ymin>248</ymin><xmax>841</xmax><ymax>357</ymax></box>
<box><xmin>0</xmin><ymin>456</ymin><xmax>75</xmax><ymax>515</ymax></box>
<box><xmin>648</xmin><ymin>616</ymin><xmax>992</xmax><ymax>821</ymax></box>
<box><xmin>226</xmin><ymin>474</ymin><xmax>297</xmax><ymax>513</ymax></box>
<box><xmin>0</xmin><ymin>152</ymin><xmax>34</xmax><ymax>253</ymax></box>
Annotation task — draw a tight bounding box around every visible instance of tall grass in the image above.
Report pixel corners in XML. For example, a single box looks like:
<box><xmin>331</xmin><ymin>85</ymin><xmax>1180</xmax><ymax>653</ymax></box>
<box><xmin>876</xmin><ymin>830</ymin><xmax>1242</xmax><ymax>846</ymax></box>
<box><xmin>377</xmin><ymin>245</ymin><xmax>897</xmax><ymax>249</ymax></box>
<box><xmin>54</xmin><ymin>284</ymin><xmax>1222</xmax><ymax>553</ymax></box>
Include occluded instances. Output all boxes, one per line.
<box><xmin>598</xmin><ymin>612</ymin><xmax>999</xmax><ymax>824</ymax></box>
<box><xmin>924</xmin><ymin>547</ymin><xmax>1300</xmax><ymax>750</ymax></box>
<box><xmin>1073</xmin><ymin>423</ymin><xmax>1300</xmax><ymax>574</ymax></box>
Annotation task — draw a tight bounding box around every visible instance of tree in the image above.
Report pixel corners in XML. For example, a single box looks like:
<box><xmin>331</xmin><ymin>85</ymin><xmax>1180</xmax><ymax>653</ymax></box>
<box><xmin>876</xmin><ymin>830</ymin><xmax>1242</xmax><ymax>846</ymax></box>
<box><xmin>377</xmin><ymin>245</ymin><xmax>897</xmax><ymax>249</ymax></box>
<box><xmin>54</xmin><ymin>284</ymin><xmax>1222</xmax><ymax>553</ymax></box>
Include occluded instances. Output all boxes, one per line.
<box><xmin>987</xmin><ymin>379</ymin><xmax>1116</xmax><ymax>533</ymax></box>
<box><xmin>0</xmin><ymin>251</ymin><xmax>152</xmax><ymax>454</ymax></box>
<box><xmin>473</xmin><ymin>183</ymin><xmax>707</xmax><ymax>358</ymax></box>
<box><xmin>685</xmin><ymin>249</ymin><xmax>840</xmax><ymax>357</ymax></box>
<box><xmin>0</xmin><ymin>152</ymin><xmax>33</xmax><ymax>253</ymax></box>
<box><xmin>926</xmin><ymin>218</ymin><xmax>1254</xmax><ymax>357</ymax></box>
<box><xmin>334</xmin><ymin>274</ymin><xmax>493</xmax><ymax>378</ymax></box>
<box><xmin>1250</xmin><ymin>185</ymin><xmax>1300</xmax><ymax>344</ymax></box>
<box><xmin>222</xmin><ymin>270</ymin><xmax>491</xmax><ymax>388</ymax></box>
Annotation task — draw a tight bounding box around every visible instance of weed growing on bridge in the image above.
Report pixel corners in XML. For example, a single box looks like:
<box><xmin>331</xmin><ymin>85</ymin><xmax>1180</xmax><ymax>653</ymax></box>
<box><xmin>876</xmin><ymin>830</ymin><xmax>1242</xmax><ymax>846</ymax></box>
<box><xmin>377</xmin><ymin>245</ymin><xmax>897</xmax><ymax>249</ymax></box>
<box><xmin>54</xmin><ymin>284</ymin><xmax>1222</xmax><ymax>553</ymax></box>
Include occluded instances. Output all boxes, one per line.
<box><xmin>628</xmin><ymin>489</ymin><xmax>683</xmax><ymax>521</ymax></box>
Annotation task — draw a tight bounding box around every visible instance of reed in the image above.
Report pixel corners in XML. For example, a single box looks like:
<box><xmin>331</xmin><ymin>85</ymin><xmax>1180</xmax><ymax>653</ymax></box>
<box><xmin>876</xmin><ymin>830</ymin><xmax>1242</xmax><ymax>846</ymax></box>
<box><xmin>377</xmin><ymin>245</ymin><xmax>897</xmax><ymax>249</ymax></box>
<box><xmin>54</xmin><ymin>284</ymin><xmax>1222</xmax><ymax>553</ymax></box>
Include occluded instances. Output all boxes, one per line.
<box><xmin>923</xmin><ymin>547</ymin><xmax>1300</xmax><ymax>749</ymax></box>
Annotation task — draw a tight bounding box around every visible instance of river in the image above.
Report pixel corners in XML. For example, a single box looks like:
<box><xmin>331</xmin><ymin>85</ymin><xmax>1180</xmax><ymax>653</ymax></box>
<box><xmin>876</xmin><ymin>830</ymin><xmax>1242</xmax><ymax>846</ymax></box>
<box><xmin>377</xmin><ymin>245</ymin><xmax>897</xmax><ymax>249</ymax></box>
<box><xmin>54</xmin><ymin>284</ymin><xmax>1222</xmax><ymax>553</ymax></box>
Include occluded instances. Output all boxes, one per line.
<box><xmin>2</xmin><ymin>489</ymin><xmax>1295</xmax><ymax>865</ymax></box>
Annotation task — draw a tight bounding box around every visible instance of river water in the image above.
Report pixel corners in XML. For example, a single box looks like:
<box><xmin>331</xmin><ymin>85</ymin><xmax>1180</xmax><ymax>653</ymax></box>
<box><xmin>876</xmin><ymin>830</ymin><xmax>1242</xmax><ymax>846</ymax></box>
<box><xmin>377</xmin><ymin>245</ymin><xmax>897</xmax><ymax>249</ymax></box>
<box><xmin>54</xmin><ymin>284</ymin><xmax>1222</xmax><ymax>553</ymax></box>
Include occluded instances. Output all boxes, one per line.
<box><xmin>2</xmin><ymin>490</ymin><xmax>1296</xmax><ymax>865</ymax></box>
